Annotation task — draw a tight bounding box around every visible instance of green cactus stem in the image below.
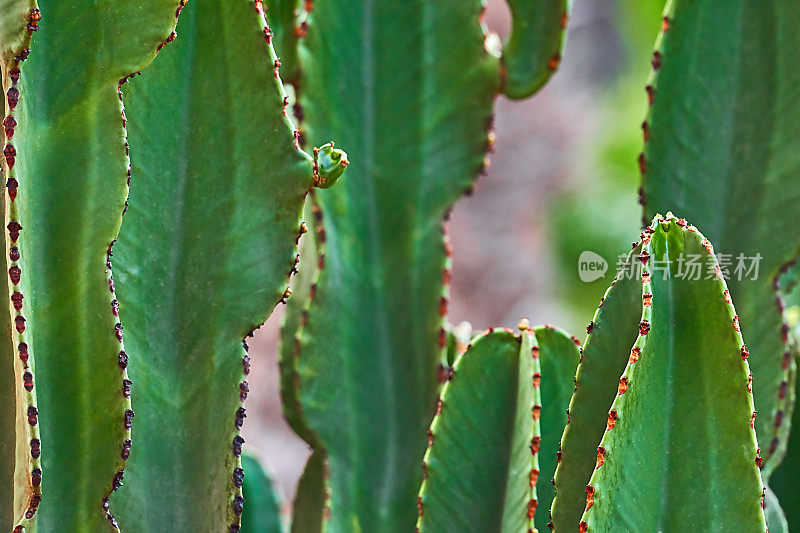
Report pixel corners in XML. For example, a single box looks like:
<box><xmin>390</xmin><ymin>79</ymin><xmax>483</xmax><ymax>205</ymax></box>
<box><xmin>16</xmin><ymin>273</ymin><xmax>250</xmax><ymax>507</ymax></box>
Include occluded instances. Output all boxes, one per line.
<box><xmin>279</xmin><ymin>196</ymin><xmax>323</xmax><ymax>449</ymax></box>
<box><xmin>265</xmin><ymin>0</ymin><xmax>308</xmax><ymax>82</ymax></box>
<box><xmin>1</xmin><ymin>4</ymin><xmax>41</xmax><ymax>530</ymax></box>
<box><xmin>531</xmin><ymin>324</ymin><xmax>581</xmax><ymax>532</ymax></box>
<box><xmin>240</xmin><ymin>454</ymin><xmax>283</xmax><ymax>533</ymax></box>
<box><xmin>550</xmin><ymin>247</ymin><xmax>642</xmax><ymax>529</ymax></box>
<box><xmin>290</xmin><ymin>450</ymin><xmax>327</xmax><ymax>533</ymax></box>
<box><xmin>111</xmin><ymin>1</ymin><xmax>344</xmax><ymax>531</ymax></box>
<box><xmin>766</xmin><ymin>340</ymin><xmax>798</xmax><ymax>530</ymax></box>
<box><xmin>501</xmin><ymin>0</ymin><xmax>569</xmax><ymax>99</ymax></box>
<box><xmin>640</xmin><ymin>0</ymin><xmax>800</xmax><ymax>475</ymax></box>
<box><xmin>0</xmin><ymin>0</ymin><xmax>180</xmax><ymax>529</ymax></box>
<box><xmin>562</xmin><ymin>215</ymin><xmax>766</xmax><ymax>531</ymax></box>
<box><xmin>416</xmin><ymin>321</ymin><xmax>580</xmax><ymax>533</ymax></box>
<box><xmin>287</xmin><ymin>1</ymin><xmax>567</xmax><ymax>529</ymax></box>
<box><xmin>416</xmin><ymin>327</ymin><xmax>537</xmax><ymax>532</ymax></box>
<box><xmin>764</xmin><ymin>485</ymin><xmax>788</xmax><ymax>533</ymax></box>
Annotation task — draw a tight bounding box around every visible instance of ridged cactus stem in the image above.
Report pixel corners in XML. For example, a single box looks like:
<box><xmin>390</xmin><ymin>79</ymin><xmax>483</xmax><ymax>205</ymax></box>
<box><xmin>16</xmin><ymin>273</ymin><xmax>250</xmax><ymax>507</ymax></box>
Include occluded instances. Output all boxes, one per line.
<box><xmin>765</xmin><ymin>268</ymin><xmax>798</xmax><ymax>473</ymax></box>
<box><xmin>281</xmin><ymin>1</ymin><xmax>569</xmax><ymax>528</ymax></box>
<box><xmin>1</xmin><ymin>6</ymin><xmax>42</xmax><ymax>528</ymax></box>
<box><xmin>279</xmin><ymin>194</ymin><xmax>324</xmax><ymax>448</ymax></box>
<box><xmin>501</xmin><ymin>0</ymin><xmax>569</xmax><ymax>98</ymax></box>
<box><xmin>290</xmin><ymin>450</ymin><xmax>328</xmax><ymax>533</ymax></box>
<box><xmin>415</xmin><ymin>322</ymin><xmax>581</xmax><ymax>532</ymax></box>
<box><xmin>522</xmin><ymin>322</ymin><xmax>541</xmax><ymax>530</ymax></box>
<box><xmin>639</xmin><ymin>0</ymin><xmax>800</xmax><ymax>475</ymax></box>
<box><xmin>0</xmin><ymin>0</ymin><xmax>188</xmax><ymax>529</ymax></box>
<box><xmin>111</xmin><ymin>1</ymin><xmax>345</xmax><ymax>530</ymax></box>
<box><xmin>416</xmin><ymin>327</ymin><xmax>536</xmax><ymax>532</ymax></box>
<box><xmin>555</xmin><ymin>214</ymin><xmax>766</xmax><ymax>531</ymax></box>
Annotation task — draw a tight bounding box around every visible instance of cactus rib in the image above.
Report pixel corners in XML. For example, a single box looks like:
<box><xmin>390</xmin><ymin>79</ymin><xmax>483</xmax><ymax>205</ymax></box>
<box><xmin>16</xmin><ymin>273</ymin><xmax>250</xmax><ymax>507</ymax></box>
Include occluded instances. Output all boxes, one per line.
<box><xmin>263</xmin><ymin>0</ymin><xmax>308</xmax><ymax>83</ymax></box>
<box><xmin>415</xmin><ymin>323</ymin><xmax>581</xmax><ymax>533</ymax></box>
<box><xmin>640</xmin><ymin>0</ymin><xmax>800</xmax><ymax>474</ymax></box>
<box><xmin>293</xmin><ymin>1</ymin><xmax>510</xmax><ymax>527</ymax></box>
<box><xmin>1</xmin><ymin>3</ymin><xmax>42</xmax><ymax>529</ymax></box>
<box><xmin>112</xmin><ymin>1</ymin><xmax>344</xmax><ymax>530</ymax></box>
<box><xmin>416</xmin><ymin>327</ymin><xmax>536</xmax><ymax>532</ymax></box>
<box><xmin>579</xmin><ymin>215</ymin><xmax>765</xmax><ymax>531</ymax></box>
<box><xmin>279</xmin><ymin>194</ymin><xmax>323</xmax><ymax>448</ymax></box>
<box><xmin>550</xmin><ymin>246</ymin><xmax>643</xmax><ymax>529</ymax></box>
<box><xmin>8</xmin><ymin>0</ymin><xmax>182</xmax><ymax>528</ymax></box>
<box><xmin>531</xmin><ymin>324</ymin><xmax>581</xmax><ymax>532</ymax></box>
<box><xmin>240</xmin><ymin>454</ymin><xmax>282</xmax><ymax>533</ymax></box>
<box><xmin>766</xmin><ymin>338</ymin><xmax>799</xmax><ymax>529</ymax></box>
<box><xmin>290</xmin><ymin>450</ymin><xmax>328</xmax><ymax>533</ymax></box>
<box><xmin>763</xmin><ymin>271</ymin><xmax>799</xmax><ymax>476</ymax></box>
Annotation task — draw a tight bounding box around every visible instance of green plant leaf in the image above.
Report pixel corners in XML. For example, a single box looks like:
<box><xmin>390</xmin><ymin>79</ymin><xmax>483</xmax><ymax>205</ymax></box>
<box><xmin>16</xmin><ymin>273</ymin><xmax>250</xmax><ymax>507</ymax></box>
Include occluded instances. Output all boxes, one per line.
<box><xmin>416</xmin><ymin>328</ymin><xmax>535</xmax><ymax>532</ymax></box>
<box><xmin>641</xmin><ymin>0</ymin><xmax>800</xmax><ymax>474</ymax></box>
<box><xmin>291</xmin><ymin>451</ymin><xmax>327</xmax><ymax>533</ymax></box>
<box><xmin>501</xmin><ymin>0</ymin><xmax>569</xmax><ymax>99</ymax></box>
<box><xmin>113</xmin><ymin>1</ymin><xmax>316</xmax><ymax>530</ymax></box>
<box><xmin>241</xmin><ymin>454</ymin><xmax>283</xmax><ymax>533</ymax></box>
<box><xmin>1</xmin><ymin>0</ymin><xmax>179</xmax><ymax>529</ymax></box>
<box><xmin>580</xmin><ymin>215</ymin><xmax>765</xmax><ymax>531</ymax></box>
<box><xmin>295</xmin><ymin>2</ymin><xmax>501</xmax><ymax>530</ymax></box>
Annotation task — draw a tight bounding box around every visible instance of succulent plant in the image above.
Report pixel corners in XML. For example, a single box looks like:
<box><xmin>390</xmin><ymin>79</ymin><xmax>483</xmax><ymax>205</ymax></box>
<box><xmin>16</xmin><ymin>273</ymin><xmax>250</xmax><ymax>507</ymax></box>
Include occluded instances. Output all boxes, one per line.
<box><xmin>0</xmin><ymin>0</ymin><xmax>345</xmax><ymax>530</ymax></box>
<box><xmin>111</xmin><ymin>0</ymin><xmax>346</xmax><ymax>531</ymax></box>
<box><xmin>278</xmin><ymin>1</ymin><xmax>568</xmax><ymax>529</ymax></box>
<box><xmin>555</xmin><ymin>215</ymin><xmax>767</xmax><ymax>531</ymax></box>
<box><xmin>0</xmin><ymin>1</ymin><xmax>181</xmax><ymax>529</ymax></box>
<box><xmin>240</xmin><ymin>454</ymin><xmax>282</xmax><ymax>533</ymax></box>
<box><xmin>1</xmin><ymin>0</ymin><xmax>798</xmax><ymax>532</ymax></box>
<box><xmin>640</xmin><ymin>0</ymin><xmax>800</xmax><ymax>481</ymax></box>
<box><xmin>412</xmin><ymin>215</ymin><xmax>769</xmax><ymax>532</ymax></box>
<box><xmin>638</xmin><ymin>0</ymin><xmax>800</xmax><ymax>528</ymax></box>
<box><xmin>416</xmin><ymin>322</ymin><xmax>579</xmax><ymax>533</ymax></box>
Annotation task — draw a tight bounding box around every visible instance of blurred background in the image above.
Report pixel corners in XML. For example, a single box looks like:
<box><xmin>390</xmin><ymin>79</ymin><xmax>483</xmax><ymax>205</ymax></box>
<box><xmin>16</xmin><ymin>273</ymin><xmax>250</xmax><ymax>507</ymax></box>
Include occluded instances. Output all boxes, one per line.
<box><xmin>243</xmin><ymin>0</ymin><xmax>665</xmax><ymax>512</ymax></box>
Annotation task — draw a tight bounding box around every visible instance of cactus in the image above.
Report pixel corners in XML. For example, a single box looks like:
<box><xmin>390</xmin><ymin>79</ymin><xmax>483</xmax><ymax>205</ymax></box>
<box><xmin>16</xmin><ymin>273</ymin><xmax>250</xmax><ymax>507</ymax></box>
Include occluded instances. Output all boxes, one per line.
<box><xmin>639</xmin><ymin>0</ymin><xmax>800</xmax><ymax>477</ymax></box>
<box><xmin>551</xmin><ymin>216</ymin><xmax>771</xmax><ymax>531</ymax></box>
<box><xmin>417</xmin><ymin>328</ymin><xmax>538</xmax><ymax>533</ymax></box>
<box><xmin>412</xmin><ymin>216</ymin><xmax>768</xmax><ymax>533</ymax></box>
<box><xmin>0</xmin><ymin>1</ymin><xmax>796</xmax><ymax>531</ymax></box>
<box><xmin>549</xmin><ymin>246</ymin><xmax>642</xmax><ymax>528</ymax></box>
<box><xmin>110</xmin><ymin>1</ymin><xmax>344</xmax><ymax>531</ymax></box>
<box><xmin>416</xmin><ymin>323</ymin><xmax>579</xmax><ymax>533</ymax></box>
<box><xmin>0</xmin><ymin>0</ymin><xmax>344</xmax><ymax>530</ymax></box>
<box><xmin>290</xmin><ymin>450</ymin><xmax>327</xmax><ymax>533</ymax></box>
<box><xmin>576</xmin><ymin>215</ymin><xmax>765</xmax><ymax>531</ymax></box>
<box><xmin>280</xmin><ymin>1</ymin><xmax>568</xmax><ymax>529</ymax></box>
<box><xmin>279</xmin><ymin>196</ymin><xmax>322</xmax><ymax>449</ymax></box>
<box><xmin>0</xmin><ymin>1</ymin><xmax>180</xmax><ymax>529</ymax></box>
<box><xmin>411</xmin><ymin>215</ymin><xmax>768</xmax><ymax>533</ymax></box>
<box><xmin>768</xmin><ymin>333</ymin><xmax>799</xmax><ymax>529</ymax></box>
<box><xmin>240</xmin><ymin>454</ymin><xmax>282</xmax><ymax>533</ymax></box>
